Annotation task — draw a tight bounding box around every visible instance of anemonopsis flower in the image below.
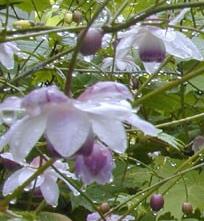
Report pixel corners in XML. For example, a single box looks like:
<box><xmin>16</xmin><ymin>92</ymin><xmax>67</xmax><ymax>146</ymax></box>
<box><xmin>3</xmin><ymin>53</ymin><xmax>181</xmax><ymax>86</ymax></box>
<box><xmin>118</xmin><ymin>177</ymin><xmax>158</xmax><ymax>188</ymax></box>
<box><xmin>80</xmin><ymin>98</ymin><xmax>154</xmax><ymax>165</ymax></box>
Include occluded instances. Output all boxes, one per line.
<box><xmin>2</xmin><ymin>155</ymin><xmax>78</xmax><ymax>206</ymax></box>
<box><xmin>110</xmin><ymin>9</ymin><xmax>203</xmax><ymax>73</ymax></box>
<box><xmin>0</xmin><ymin>82</ymin><xmax>157</xmax><ymax>162</ymax></box>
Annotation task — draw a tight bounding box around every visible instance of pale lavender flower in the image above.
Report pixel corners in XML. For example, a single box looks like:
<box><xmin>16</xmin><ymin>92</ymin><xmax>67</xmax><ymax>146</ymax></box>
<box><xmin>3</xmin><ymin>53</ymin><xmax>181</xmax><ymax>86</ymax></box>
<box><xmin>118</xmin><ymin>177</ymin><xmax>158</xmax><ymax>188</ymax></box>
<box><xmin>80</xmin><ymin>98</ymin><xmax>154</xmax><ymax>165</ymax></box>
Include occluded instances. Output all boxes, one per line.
<box><xmin>87</xmin><ymin>212</ymin><xmax>134</xmax><ymax>221</ymax></box>
<box><xmin>2</xmin><ymin>155</ymin><xmax>77</xmax><ymax>206</ymax></box>
<box><xmin>0</xmin><ymin>42</ymin><xmax>19</xmax><ymax>69</ymax></box>
<box><xmin>0</xmin><ymin>82</ymin><xmax>157</xmax><ymax>161</ymax></box>
<box><xmin>115</xmin><ymin>9</ymin><xmax>203</xmax><ymax>73</ymax></box>
<box><xmin>75</xmin><ymin>142</ymin><xmax>114</xmax><ymax>185</ymax></box>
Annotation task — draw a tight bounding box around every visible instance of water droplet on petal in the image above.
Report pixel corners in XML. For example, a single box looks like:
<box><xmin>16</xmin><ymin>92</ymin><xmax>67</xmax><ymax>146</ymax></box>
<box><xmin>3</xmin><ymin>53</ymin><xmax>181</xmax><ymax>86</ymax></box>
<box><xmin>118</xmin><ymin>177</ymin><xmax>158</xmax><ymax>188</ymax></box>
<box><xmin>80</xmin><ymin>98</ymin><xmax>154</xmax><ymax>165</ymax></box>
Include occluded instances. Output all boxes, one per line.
<box><xmin>1</xmin><ymin>111</ymin><xmax>17</xmax><ymax>125</ymax></box>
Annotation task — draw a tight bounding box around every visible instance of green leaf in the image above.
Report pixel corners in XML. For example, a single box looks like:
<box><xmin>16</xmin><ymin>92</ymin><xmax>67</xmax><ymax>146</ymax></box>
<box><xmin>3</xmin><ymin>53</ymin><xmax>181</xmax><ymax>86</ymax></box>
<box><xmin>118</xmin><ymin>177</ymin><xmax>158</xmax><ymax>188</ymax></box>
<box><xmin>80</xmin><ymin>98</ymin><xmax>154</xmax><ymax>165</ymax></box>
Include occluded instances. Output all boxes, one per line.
<box><xmin>38</xmin><ymin>212</ymin><xmax>72</xmax><ymax>221</ymax></box>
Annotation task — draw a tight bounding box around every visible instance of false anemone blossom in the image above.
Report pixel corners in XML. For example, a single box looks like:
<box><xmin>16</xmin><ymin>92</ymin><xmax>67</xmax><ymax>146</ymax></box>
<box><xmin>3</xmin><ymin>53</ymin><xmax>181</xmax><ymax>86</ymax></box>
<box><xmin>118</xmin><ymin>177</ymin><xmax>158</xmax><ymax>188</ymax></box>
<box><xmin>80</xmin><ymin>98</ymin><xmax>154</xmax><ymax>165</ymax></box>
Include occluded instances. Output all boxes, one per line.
<box><xmin>75</xmin><ymin>142</ymin><xmax>114</xmax><ymax>185</ymax></box>
<box><xmin>2</xmin><ymin>155</ymin><xmax>78</xmax><ymax>206</ymax></box>
<box><xmin>0</xmin><ymin>42</ymin><xmax>19</xmax><ymax>69</ymax></box>
<box><xmin>0</xmin><ymin>81</ymin><xmax>157</xmax><ymax>161</ymax></box>
<box><xmin>87</xmin><ymin>212</ymin><xmax>134</xmax><ymax>221</ymax></box>
<box><xmin>116</xmin><ymin>25</ymin><xmax>203</xmax><ymax>73</ymax></box>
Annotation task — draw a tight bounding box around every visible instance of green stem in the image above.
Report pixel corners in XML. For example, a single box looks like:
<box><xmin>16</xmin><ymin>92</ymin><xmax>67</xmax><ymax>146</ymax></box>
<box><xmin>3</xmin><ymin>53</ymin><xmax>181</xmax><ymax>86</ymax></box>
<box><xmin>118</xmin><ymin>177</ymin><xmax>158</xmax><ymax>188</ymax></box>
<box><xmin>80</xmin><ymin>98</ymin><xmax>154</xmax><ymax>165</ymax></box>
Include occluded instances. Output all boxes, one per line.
<box><xmin>103</xmin><ymin>1</ymin><xmax>204</xmax><ymax>32</ymax></box>
<box><xmin>104</xmin><ymin>161</ymin><xmax>204</xmax><ymax>218</ymax></box>
<box><xmin>0</xmin><ymin>159</ymin><xmax>54</xmax><ymax>207</ymax></box>
<box><xmin>156</xmin><ymin>112</ymin><xmax>204</xmax><ymax>128</ymax></box>
<box><xmin>64</xmin><ymin>0</ymin><xmax>110</xmax><ymax>96</ymax></box>
<box><xmin>134</xmin><ymin>66</ymin><xmax>204</xmax><ymax>106</ymax></box>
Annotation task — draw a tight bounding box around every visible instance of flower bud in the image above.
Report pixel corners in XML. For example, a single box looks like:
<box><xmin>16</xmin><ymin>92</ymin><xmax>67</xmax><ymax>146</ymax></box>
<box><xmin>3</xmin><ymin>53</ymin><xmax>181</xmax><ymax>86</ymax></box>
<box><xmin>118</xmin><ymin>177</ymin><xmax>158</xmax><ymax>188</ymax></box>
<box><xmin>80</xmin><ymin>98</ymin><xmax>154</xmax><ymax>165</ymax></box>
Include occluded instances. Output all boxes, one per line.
<box><xmin>182</xmin><ymin>202</ymin><xmax>193</xmax><ymax>215</ymax></box>
<box><xmin>79</xmin><ymin>28</ymin><xmax>103</xmax><ymax>55</ymax></box>
<box><xmin>73</xmin><ymin>10</ymin><xmax>82</xmax><ymax>23</ymax></box>
<box><xmin>75</xmin><ymin>143</ymin><xmax>114</xmax><ymax>184</ymax></box>
<box><xmin>150</xmin><ymin>194</ymin><xmax>164</xmax><ymax>211</ymax></box>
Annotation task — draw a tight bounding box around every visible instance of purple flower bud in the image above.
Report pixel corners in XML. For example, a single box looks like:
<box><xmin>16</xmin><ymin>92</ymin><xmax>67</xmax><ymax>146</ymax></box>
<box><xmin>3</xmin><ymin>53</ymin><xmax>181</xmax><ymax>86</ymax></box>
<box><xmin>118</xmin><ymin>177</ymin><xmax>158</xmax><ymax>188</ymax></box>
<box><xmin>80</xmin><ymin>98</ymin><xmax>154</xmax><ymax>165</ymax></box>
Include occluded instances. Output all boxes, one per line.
<box><xmin>79</xmin><ymin>28</ymin><xmax>103</xmax><ymax>56</ymax></box>
<box><xmin>75</xmin><ymin>143</ymin><xmax>114</xmax><ymax>185</ymax></box>
<box><xmin>150</xmin><ymin>194</ymin><xmax>164</xmax><ymax>211</ymax></box>
<box><xmin>21</xmin><ymin>86</ymin><xmax>69</xmax><ymax>116</ymax></box>
<box><xmin>139</xmin><ymin>32</ymin><xmax>166</xmax><ymax>62</ymax></box>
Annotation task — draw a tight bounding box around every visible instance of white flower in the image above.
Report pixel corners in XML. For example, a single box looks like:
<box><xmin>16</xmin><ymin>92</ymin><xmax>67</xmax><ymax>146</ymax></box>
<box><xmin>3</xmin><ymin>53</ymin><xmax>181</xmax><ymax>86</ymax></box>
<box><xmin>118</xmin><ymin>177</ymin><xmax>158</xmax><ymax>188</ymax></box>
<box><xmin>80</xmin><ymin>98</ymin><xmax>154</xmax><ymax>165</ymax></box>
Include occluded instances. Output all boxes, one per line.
<box><xmin>2</xmin><ymin>155</ymin><xmax>78</xmax><ymax>206</ymax></box>
<box><xmin>0</xmin><ymin>42</ymin><xmax>19</xmax><ymax>69</ymax></box>
<box><xmin>0</xmin><ymin>82</ymin><xmax>157</xmax><ymax>161</ymax></box>
<box><xmin>116</xmin><ymin>25</ymin><xmax>203</xmax><ymax>73</ymax></box>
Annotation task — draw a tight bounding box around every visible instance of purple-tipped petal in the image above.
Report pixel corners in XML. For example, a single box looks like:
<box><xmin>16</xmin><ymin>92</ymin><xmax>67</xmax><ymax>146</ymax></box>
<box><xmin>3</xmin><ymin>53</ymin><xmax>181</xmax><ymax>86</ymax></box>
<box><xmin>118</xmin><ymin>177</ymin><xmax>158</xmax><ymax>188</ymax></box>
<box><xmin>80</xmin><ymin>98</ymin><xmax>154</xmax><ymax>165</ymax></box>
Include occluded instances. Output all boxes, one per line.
<box><xmin>46</xmin><ymin>108</ymin><xmax>91</xmax><ymax>157</ymax></box>
<box><xmin>75</xmin><ymin>143</ymin><xmax>114</xmax><ymax>185</ymax></box>
<box><xmin>40</xmin><ymin>176</ymin><xmax>59</xmax><ymax>206</ymax></box>
<box><xmin>139</xmin><ymin>32</ymin><xmax>166</xmax><ymax>63</ymax></box>
<box><xmin>10</xmin><ymin>115</ymin><xmax>46</xmax><ymax>161</ymax></box>
<box><xmin>0</xmin><ymin>152</ymin><xmax>21</xmax><ymax>170</ymax></box>
<box><xmin>21</xmin><ymin>86</ymin><xmax>69</xmax><ymax>116</ymax></box>
<box><xmin>91</xmin><ymin>116</ymin><xmax>127</xmax><ymax>153</ymax></box>
<box><xmin>78</xmin><ymin>81</ymin><xmax>133</xmax><ymax>102</ymax></box>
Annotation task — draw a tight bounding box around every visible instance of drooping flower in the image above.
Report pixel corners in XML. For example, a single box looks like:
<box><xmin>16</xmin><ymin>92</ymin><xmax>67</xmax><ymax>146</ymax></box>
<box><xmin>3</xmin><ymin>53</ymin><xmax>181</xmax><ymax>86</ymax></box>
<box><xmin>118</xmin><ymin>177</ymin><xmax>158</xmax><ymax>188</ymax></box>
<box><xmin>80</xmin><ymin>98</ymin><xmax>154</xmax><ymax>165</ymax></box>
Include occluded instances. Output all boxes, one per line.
<box><xmin>2</xmin><ymin>155</ymin><xmax>78</xmax><ymax>206</ymax></box>
<box><xmin>87</xmin><ymin>212</ymin><xmax>134</xmax><ymax>221</ymax></box>
<box><xmin>75</xmin><ymin>142</ymin><xmax>114</xmax><ymax>185</ymax></box>
<box><xmin>0</xmin><ymin>82</ymin><xmax>157</xmax><ymax>161</ymax></box>
<box><xmin>114</xmin><ymin>9</ymin><xmax>203</xmax><ymax>73</ymax></box>
<box><xmin>0</xmin><ymin>42</ymin><xmax>19</xmax><ymax>69</ymax></box>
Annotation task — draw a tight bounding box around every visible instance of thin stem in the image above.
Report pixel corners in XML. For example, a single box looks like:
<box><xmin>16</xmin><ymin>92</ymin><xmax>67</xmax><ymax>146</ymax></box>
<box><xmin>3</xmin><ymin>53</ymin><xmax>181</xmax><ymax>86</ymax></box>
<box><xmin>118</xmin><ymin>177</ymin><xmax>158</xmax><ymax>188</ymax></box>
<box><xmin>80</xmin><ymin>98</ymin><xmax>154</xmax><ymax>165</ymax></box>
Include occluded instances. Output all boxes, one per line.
<box><xmin>156</xmin><ymin>112</ymin><xmax>204</xmax><ymax>128</ymax></box>
<box><xmin>135</xmin><ymin>56</ymin><xmax>171</xmax><ymax>96</ymax></box>
<box><xmin>103</xmin><ymin>1</ymin><xmax>204</xmax><ymax>33</ymax></box>
<box><xmin>64</xmin><ymin>0</ymin><xmax>110</xmax><ymax>96</ymax></box>
<box><xmin>104</xmin><ymin>161</ymin><xmax>204</xmax><ymax>218</ymax></box>
<box><xmin>134</xmin><ymin>66</ymin><xmax>204</xmax><ymax>106</ymax></box>
<box><xmin>0</xmin><ymin>159</ymin><xmax>54</xmax><ymax>207</ymax></box>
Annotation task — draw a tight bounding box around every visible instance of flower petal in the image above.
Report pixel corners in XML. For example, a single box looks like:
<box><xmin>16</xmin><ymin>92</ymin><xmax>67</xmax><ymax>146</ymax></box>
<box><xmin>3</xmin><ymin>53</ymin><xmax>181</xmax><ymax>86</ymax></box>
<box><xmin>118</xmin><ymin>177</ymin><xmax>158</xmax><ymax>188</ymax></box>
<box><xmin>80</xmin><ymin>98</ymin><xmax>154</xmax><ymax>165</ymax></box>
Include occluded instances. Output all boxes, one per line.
<box><xmin>10</xmin><ymin>115</ymin><xmax>46</xmax><ymax>161</ymax></box>
<box><xmin>76</xmin><ymin>100</ymin><xmax>133</xmax><ymax>121</ymax></box>
<box><xmin>91</xmin><ymin>115</ymin><xmax>127</xmax><ymax>153</ymax></box>
<box><xmin>127</xmin><ymin>114</ymin><xmax>158</xmax><ymax>136</ymax></box>
<box><xmin>46</xmin><ymin>108</ymin><xmax>90</xmax><ymax>157</ymax></box>
<box><xmin>143</xmin><ymin>61</ymin><xmax>161</xmax><ymax>74</ymax></box>
<box><xmin>78</xmin><ymin>81</ymin><xmax>133</xmax><ymax>101</ymax></box>
<box><xmin>3</xmin><ymin>167</ymin><xmax>34</xmax><ymax>196</ymax></box>
<box><xmin>40</xmin><ymin>176</ymin><xmax>59</xmax><ymax>206</ymax></box>
<box><xmin>154</xmin><ymin>29</ymin><xmax>203</xmax><ymax>60</ymax></box>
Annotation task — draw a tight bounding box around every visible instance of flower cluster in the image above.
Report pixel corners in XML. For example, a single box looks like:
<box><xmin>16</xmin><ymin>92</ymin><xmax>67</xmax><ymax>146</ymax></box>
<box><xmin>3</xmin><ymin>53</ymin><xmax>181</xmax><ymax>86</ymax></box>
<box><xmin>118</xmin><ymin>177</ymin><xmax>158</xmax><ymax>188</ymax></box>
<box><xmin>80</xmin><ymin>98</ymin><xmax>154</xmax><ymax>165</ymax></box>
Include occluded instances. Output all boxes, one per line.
<box><xmin>0</xmin><ymin>82</ymin><xmax>157</xmax><ymax>199</ymax></box>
